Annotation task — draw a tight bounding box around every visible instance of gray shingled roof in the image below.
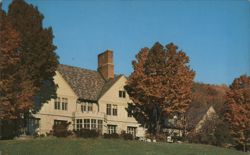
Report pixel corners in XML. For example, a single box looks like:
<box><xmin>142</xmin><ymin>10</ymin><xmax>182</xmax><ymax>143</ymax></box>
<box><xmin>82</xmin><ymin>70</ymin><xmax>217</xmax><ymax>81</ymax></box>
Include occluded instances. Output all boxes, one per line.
<box><xmin>57</xmin><ymin>64</ymin><xmax>121</xmax><ymax>101</ymax></box>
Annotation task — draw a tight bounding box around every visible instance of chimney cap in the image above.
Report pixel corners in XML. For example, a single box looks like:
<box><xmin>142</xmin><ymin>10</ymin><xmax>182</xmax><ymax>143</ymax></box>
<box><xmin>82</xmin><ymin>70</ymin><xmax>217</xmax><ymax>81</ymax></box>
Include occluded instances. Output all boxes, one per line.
<box><xmin>98</xmin><ymin>49</ymin><xmax>113</xmax><ymax>56</ymax></box>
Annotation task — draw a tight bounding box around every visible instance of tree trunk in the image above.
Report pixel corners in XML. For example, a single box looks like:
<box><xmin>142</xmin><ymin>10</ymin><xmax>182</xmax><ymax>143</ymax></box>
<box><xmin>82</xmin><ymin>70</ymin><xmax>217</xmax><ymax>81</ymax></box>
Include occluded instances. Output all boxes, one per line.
<box><xmin>243</xmin><ymin>143</ymin><xmax>246</xmax><ymax>152</ymax></box>
<box><xmin>156</xmin><ymin>111</ymin><xmax>162</xmax><ymax>134</ymax></box>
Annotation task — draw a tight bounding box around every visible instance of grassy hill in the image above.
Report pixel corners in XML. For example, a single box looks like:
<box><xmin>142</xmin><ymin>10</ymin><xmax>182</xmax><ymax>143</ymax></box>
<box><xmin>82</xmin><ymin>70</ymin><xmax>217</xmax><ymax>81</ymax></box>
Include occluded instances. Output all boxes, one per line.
<box><xmin>0</xmin><ymin>137</ymin><xmax>247</xmax><ymax>155</ymax></box>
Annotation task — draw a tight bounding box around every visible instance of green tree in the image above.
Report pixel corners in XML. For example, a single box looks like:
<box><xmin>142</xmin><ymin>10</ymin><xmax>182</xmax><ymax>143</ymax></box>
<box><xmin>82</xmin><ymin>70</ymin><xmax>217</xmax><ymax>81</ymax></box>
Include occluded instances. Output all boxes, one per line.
<box><xmin>7</xmin><ymin>0</ymin><xmax>59</xmax><ymax>109</ymax></box>
<box><xmin>125</xmin><ymin>42</ymin><xmax>195</xmax><ymax>135</ymax></box>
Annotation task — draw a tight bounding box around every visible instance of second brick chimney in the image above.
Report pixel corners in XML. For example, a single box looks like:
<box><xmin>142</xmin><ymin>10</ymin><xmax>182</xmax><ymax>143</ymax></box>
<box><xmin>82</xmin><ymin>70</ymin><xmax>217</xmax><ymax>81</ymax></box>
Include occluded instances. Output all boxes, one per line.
<box><xmin>98</xmin><ymin>50</ymin><xmax>114</xmax><ymax>81</ymax></box>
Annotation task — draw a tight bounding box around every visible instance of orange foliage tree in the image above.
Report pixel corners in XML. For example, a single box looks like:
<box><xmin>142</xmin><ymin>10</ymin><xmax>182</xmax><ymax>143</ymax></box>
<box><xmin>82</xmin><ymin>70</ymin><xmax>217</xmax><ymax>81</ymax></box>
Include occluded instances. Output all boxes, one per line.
<box><xmin>223</xmin><ymin>75</ymin><xmax>250</xmax><ymax>151</ymax></box>
<box><xmin>125</xmin><ymin>42</ymin><xmax>195</xmax><ymax>134</ymax></box>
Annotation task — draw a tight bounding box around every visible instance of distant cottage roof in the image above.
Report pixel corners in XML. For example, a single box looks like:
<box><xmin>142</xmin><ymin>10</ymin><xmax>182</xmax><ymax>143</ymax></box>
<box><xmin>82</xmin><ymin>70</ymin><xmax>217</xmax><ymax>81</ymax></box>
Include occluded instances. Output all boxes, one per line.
<box><xmin>186</xmin><ymin>105</ymin><xmax>211</xmax><ymax>130</ymax></box>
<box><xmin>57</xmin><ymin>64</ymin><xmax>121</xmax><ymax>101</ymax></box>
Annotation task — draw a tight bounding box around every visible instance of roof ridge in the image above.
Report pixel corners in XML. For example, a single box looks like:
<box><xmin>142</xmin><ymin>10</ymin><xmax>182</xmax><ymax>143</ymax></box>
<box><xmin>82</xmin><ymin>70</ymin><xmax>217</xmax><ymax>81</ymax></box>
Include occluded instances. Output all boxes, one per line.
<box><xmin>59</xmin><ymin>64</ymin><xmax>99</xmax><ymax>73</ymax></box>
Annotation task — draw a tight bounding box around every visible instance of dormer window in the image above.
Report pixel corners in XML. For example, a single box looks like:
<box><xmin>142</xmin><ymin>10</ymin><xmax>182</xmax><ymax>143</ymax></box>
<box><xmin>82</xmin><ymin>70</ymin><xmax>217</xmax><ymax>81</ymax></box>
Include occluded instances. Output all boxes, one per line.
<box><xmin>119</xmin><ymin>90</ymin><xmax>126</xmax><ymax>98</ymax></box>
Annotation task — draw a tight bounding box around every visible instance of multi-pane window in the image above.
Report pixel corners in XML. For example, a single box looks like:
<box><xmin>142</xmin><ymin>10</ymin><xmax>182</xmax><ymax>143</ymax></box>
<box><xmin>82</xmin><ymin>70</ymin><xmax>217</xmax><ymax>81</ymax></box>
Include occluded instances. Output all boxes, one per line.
<box><xmin>119</xmin><ymin>90</ymin><xmax>126</xmax><ymax>98</ymax></box>
<box><xmin>106</xmin><ymin>104</ymin><xmax>112</xmax><ymax>115</ymax></box>
<box><xmin>91</xmin><ymin>119</ymin><xmax>97</xmax><ymax>130</ymax></box>
<box><xmin>54</xmin><ymin>97</ymin><xmax>68</xmax><ymax>111</ymax></box>
<box><xmin>127</xmin><ymin>126</ymin><xmax>136</xmax><ymax>137</ymax></box>
<box><xmin>84</xmin><ymin>119</ymin><xmax>90</xmax><ymax>129</ymax></box>
<box><xmin>108</xmin><ymin>125</ymin><xmax>117</xmax><ymax>134</ymax></box>
<box><xmin>113</xmin><ymin>105</ymin><xmax>118</xmax><ymax>116</ymax></box>
<box><xmin>62</xmin><ymin>98</ymin><xmax>68</xmax><ymax>111</ymax></box>
<box><xmin>54</xmin><ymin>97</ymin><xmax>61</xmax><ymax>110</ymax></box>
<box><xmin>106</xmin><ymin>104</ymin><xmax>118</xmax><ymax>116</ymax></box>
<box><xmin>81</xmin><ymin>102</ymin><xmax>93</xmax><ymax>112</ymax></box>
<box><xmin>76</xmin><ymin>119</ymin><xmax>103</xmax><ymax>131</ymax></box>
<box><xmin>76</xmin><ymin>119</ymin><xmax>82</xmax><ymax>131</ymax></box>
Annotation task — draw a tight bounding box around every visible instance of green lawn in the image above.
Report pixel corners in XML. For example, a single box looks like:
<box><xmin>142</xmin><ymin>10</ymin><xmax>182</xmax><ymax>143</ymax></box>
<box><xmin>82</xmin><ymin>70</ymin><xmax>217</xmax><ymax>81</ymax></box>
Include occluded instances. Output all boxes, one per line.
<box><xmin>0</xmin><ymin>137</ymin><xmax>247</xmax><ymax>155</ymax></box>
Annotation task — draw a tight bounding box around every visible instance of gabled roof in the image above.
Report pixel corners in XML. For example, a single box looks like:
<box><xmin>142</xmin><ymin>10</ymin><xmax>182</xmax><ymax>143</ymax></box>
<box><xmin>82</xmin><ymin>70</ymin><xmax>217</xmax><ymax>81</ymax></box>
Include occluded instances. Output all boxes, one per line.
<box><xmin>99</xmin><ymin>75</ymin><xmax>123</xmax><ymax>99</ymax></box>
<box><xmin>57</xmin><ymin>64</ymin><xmax>122</xmax><ymax>101</ymax></box>
<box><xmin>186</xmin><ymin>104</ymin><xmax>213</xmax><ymax>130</ymax></box>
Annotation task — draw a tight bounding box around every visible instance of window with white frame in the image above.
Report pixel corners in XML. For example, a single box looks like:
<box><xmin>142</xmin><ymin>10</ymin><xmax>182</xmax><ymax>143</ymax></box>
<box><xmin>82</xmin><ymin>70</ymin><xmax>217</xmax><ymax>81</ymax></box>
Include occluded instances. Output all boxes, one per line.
<box><xmin>76</xmin><ymin>119</ymin><xmax>103</xmax><ymax>131</ymax></box>
<box><xmin>76</xmin><ymin>119</ymin><xmax>82</xmax><ymax>131</ymax></box>
<box><xmin>91</xmin><ymin>119</ymin><xmax>97</xmax><ymax>130</ymax></box>
<box><xmin>127</xmin><ymin>126</ymin><xmax>136</xmax><ymax>137</ymax></box>
<box><xmin>84</xmin><ymin>119</ymin><xmax>90</xmax><ymax>129</ymax></box>
<box><xmin>108</xmin><ymin>125</ymin><xmax>117</xmax><ymax>134</ymax></box>
<box><xmin>62</xmin><ymin>98</ymin><xmax>68</xmax><ymax>110</ymax></box>
<box><xmin>54</xmin><ymin>97</ymin><xmax>61</xmax><ymax>110</ymax></box>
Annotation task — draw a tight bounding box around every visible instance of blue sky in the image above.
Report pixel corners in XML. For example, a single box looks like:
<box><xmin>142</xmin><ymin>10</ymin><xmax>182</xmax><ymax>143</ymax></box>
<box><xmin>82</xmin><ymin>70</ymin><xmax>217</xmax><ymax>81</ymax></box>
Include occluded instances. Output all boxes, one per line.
<box><xmin>2</xmin><ymin>0</ymin><xmax>250</xmax><ymax>85</ymax></box>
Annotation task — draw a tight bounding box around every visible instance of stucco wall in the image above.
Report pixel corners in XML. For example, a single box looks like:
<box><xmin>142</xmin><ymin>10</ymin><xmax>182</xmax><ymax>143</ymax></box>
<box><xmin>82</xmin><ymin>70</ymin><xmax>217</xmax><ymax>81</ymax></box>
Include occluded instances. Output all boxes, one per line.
<box><xmin>31</xmin><ymin>73</ymin><xmax>145</xmax><ymax>137</ymax></box>
<box><xmin>33</xmin><ymin>71</ymin><xmax>78</xmax><ymax>133</ymax></box>
<box><xmin>99</xmin><ymin>76</ymin><xmax>145</xmax><ymax>137</ymax></box>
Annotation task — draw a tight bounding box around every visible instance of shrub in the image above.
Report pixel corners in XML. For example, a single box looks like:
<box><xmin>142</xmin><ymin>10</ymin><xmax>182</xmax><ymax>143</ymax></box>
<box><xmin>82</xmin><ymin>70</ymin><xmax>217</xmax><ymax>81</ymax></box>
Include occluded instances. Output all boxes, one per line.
<box><xmin>187</xmin><ymin>119</ymin><xmax>233</xmax><ymax>147</ymax></box>
<box><xmin>103</xmin><ymin>133</ymin><xmax>119</xmax><ymax>139</ymax></box>
<box><xmin>155</xmin><ymin>133</ymin><xmax>167</xmax><ymax>142</ymax></box>
<box><xmin>75</xmin><ymin>129</ymin><xmax>99</xmax><ymax>138</ymax></box>
<box><xmin>0</xmin><ymin>120</ymin><xmax>17</xmax><ymax>140</ymax></box>
<box><xmin>120</xmin><ymin>130</ymin><xmax>133</xmax><ymax>140</ymax></box>
<box><xmin>123</xmin><ymin>133</ymin><xmax>133</xmax><ymax>140</ymax></box>
<box><xmin>33</xmin><ymin>132</ymin><xmax>39</xmax><ymax>138</ymax></box>
<box><xmin>40</xmin><ymin>134</ymin><xmax>45</xmax><ymax>138</ymax></box>
<box><xmin>46</xmin><ymin>130</ymin><xmax>53</xmax><ymax>137</ymax></box>
<box><xmin>52</xmin><ymin>122</ymin><xmax>70</xmax><ymax>137</ymax></box>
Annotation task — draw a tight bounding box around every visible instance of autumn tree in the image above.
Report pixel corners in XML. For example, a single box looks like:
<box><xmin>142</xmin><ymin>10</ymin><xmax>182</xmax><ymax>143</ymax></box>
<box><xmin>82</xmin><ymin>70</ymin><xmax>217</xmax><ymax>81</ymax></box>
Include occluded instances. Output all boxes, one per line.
<box><xmin>0</xmin><ymin>4</ymin><xmax>36</xmax><ymax>138</ymax></box>
<box><xmin>0</xmin><ymin>5</ymin><xmax>20</xmax><ymax>119</ymax></box>
<box><xmin>0</xmin><ymin>0</ymin><xmax>58</xmax><ymax>137</ymax></box>
<box><xmin>7</xmin><ymin>0</ymin><xmax>59</xmax><ymax>109</ymax></box>
<box><xmin>223</xmin><ymin>75</ymin><xmax>250</xmax><ymax>152</ymax></box>
<box><xmin>125</xmin><ymin>42</ymin><xmax>195</xmax><ymax>134</ymax></box>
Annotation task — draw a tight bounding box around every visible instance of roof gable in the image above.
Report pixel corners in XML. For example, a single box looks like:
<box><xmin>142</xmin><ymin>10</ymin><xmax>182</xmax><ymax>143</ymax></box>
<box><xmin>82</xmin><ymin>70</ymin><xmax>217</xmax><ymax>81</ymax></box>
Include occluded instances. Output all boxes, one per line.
<box><xmin>98</xmin><ymin>75</ymin><xmax>128</xmax><ymax>102</ymax></box>
<box><xmin>57</xmin><ymin>64</ymin><xmax>122</xmax><ymax>101</ymax></box>
<box><xmin>187</xmin><ymin>105</ymin><xmax>217</xmax><ymax>131</ymax></box>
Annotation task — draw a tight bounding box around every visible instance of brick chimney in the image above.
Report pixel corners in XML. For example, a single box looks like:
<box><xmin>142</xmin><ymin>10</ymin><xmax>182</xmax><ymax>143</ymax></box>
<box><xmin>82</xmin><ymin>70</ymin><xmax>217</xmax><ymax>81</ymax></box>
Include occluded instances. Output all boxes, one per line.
<box><xmin>98</xmin><ymin>50</ymin><xmax>114</xmax><ymax>81</ymax></box>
